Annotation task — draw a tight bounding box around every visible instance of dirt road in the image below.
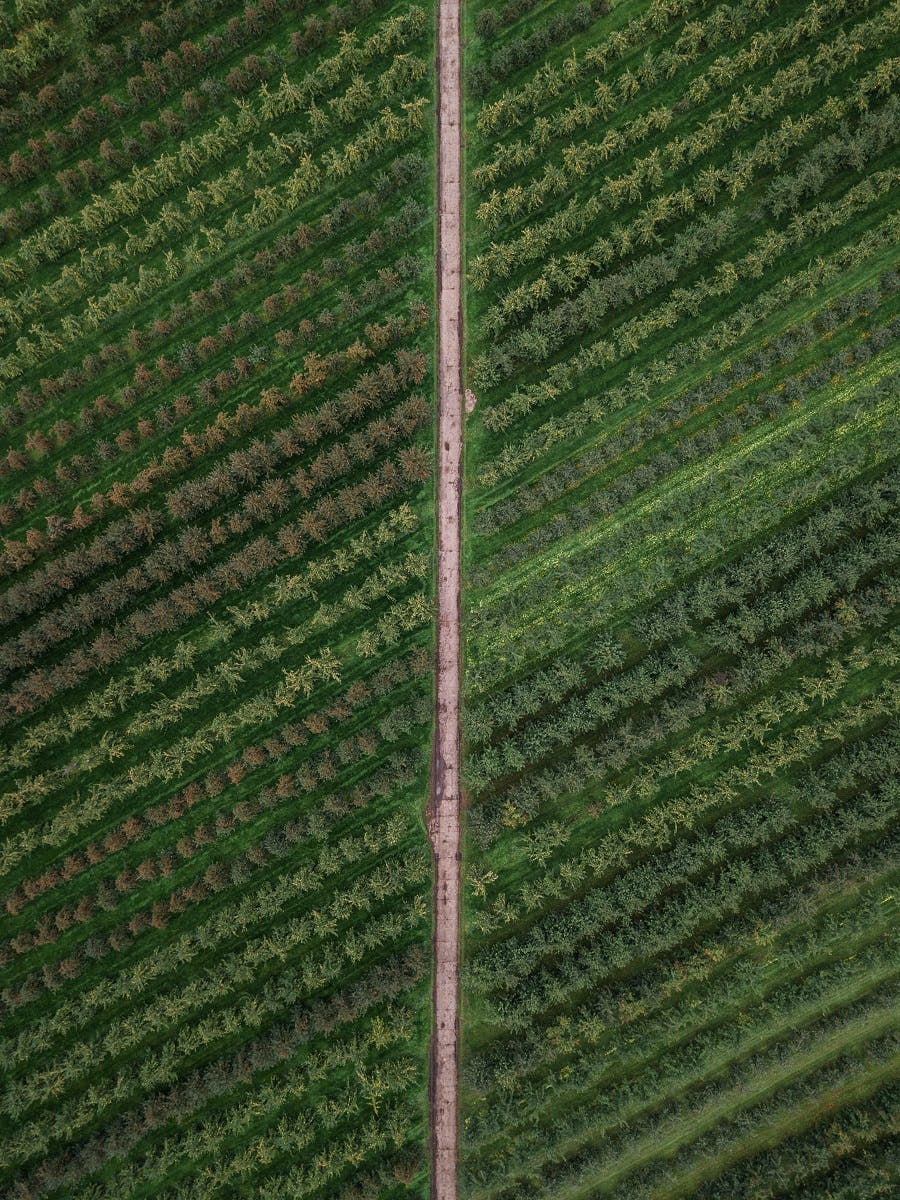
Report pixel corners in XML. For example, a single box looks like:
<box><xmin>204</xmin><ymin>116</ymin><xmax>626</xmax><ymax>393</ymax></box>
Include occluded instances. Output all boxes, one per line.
<box><xmin>429</xmin><ymin>0</ymin><xmax>463</xmax><ymax>1197</ymax></box>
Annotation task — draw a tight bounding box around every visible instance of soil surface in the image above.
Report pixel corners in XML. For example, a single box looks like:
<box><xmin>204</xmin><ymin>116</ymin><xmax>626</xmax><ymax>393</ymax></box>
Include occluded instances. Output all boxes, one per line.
<box><xmin>429</xmin><ymin>0</ymin><xmax>463</xmax><ymax>1198</ymax></box>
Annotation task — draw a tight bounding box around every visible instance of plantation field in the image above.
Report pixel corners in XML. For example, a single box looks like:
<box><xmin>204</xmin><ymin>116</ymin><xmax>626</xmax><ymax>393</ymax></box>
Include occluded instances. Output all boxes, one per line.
<box><xmin>0</xmin><ymin>1</ymin><xmax>437</xmax><ymax>1197</ymax></box>
<box><xmin>2</xmin><ymin>0</ymin><xmax>899</xmax><ymax>1195</ymax></box>
<box><xmin>461</xmin><ymin>0</ymin><xmax>899</xmax><ymax>1197</ymax></box>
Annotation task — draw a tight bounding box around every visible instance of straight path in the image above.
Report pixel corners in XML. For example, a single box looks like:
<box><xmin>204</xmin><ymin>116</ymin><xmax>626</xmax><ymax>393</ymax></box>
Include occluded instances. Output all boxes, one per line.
<box><xmin>429</xmin><ymin>0</ymin><xmax>463</xmax><ymax>1197</ymax></box>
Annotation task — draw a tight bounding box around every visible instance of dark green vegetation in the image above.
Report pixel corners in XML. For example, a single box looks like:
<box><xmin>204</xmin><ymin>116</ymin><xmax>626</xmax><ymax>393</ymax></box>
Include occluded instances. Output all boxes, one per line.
<box><xmin>461</xmin><ymin>0</ymin><xmax>899</xmax><ymax>1196</ymax></box>
<box><xmin>3</xmin><ymin>0</ymin><xmax>900</xmax><ymax>1194</ymax></box>
<box><xmin>0</xmin><ymin>1</ymin><xmax>436</xmax><ymax>1197</ymax></box>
